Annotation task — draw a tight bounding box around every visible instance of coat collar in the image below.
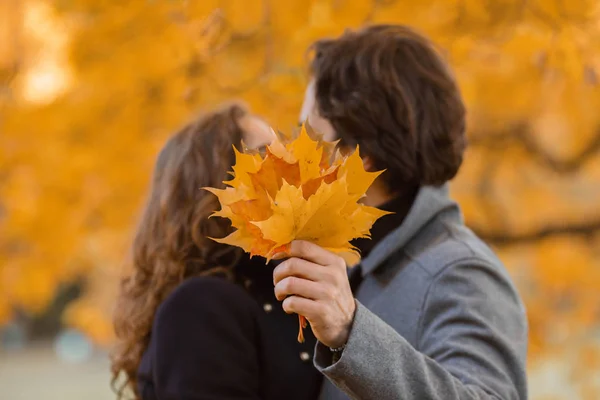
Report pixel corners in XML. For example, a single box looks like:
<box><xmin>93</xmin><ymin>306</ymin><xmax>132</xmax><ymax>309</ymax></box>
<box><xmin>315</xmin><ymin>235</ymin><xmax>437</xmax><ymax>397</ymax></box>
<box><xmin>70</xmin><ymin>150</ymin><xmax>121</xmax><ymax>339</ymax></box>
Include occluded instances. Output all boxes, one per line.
<box><xmin>360</xmin><ymin>184</ymin><xmax>459</xmax><ymax>277</ymax></box>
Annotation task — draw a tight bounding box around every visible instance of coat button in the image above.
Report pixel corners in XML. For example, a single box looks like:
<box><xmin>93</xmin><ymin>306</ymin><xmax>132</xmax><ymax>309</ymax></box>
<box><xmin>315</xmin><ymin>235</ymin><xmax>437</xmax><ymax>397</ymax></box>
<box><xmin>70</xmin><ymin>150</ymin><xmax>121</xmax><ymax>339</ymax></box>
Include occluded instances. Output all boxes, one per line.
<box><xmin>300</xmin><ymin>351</ymin><xmax>311</xmax><ymax>362</ymax></box>
<box><xmin>263</xmin><ymin>303</ymin><xmax>273</xmax><ymax>313</ymax></box>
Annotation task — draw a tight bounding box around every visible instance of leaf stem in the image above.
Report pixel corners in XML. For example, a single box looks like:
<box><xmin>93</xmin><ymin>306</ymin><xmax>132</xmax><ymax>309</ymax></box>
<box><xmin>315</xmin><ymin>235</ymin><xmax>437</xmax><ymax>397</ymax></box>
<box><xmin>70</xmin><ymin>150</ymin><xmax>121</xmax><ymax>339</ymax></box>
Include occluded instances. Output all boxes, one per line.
<box><xmin>297</xmin><ymin>315</ymin><xmax>307</xmax><ymax>343</ymax></box>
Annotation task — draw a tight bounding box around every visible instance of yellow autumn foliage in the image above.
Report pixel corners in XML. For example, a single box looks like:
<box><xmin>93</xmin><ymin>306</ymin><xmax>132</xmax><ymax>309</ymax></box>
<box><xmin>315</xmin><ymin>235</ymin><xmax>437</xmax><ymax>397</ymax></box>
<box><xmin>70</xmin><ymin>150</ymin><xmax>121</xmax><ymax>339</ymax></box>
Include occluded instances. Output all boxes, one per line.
<box><xmin>1</xmin><ymin>0</ymin><xmax>600</xmax><ymax>396</ymax></box>
<box><xmin>207</xmin><ymin>125</ymin><xmax>389</xmax><ymax>265</ymax></box>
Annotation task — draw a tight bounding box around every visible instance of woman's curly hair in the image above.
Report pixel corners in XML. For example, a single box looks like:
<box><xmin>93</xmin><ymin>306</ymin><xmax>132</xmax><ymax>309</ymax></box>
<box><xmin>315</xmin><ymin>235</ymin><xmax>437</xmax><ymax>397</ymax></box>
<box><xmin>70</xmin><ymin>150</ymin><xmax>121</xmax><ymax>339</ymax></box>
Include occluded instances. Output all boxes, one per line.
<box><xmin>111</xmin><ymin>103</ymin><xmax>249</xmax><ymax>399</ymax></box>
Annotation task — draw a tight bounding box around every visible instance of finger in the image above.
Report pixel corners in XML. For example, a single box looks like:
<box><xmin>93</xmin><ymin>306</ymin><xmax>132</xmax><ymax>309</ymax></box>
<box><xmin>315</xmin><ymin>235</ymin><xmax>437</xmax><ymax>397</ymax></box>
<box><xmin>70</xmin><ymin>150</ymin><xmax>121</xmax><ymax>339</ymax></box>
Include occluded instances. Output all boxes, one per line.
<box><xmin>273</xmin><ymin>257</ymin><xmax>334</xmax><ymax>285</ymax></box>
<box><xmin>289</xmin><ymin>240</ymin><xmax>344</xmax><ymax>267</ymax></box>
<box><xmin>282</xmin><ymin>295</ymin><xmax>321</xmax><ymax>319</ymax></box>
<box><xmin>274</xmin><ymin>276</ymin><xmax>328</xmax><ymax>301</ymax></box>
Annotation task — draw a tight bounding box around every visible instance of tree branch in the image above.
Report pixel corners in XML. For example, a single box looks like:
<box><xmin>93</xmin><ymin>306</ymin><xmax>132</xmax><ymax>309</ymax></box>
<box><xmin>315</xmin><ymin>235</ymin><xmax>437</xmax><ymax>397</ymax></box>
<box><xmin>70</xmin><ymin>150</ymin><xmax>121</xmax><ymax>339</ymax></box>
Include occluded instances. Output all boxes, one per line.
<box><xmin>469</xmin><ymin>123</ymin><xmax>600</xmax><ymax>173</ymax></box>
<box><xmin>472</xmin><ymin>218</ymin><xmax>600</xmax><ymax>245</ymax></box>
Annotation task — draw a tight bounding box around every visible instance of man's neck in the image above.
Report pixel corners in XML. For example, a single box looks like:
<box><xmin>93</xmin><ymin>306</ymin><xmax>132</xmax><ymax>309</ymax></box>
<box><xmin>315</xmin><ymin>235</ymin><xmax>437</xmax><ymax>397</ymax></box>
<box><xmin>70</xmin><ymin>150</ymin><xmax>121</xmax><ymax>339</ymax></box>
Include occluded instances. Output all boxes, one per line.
<box><xmin>362</xmin><ymin>183</ymin><xmax>395</xmax><ymax>208</ymax></box>
<box><xmin>353</xmin><ymin>185</ymin><xmax>419</xmax><ymax>259</ymax></box>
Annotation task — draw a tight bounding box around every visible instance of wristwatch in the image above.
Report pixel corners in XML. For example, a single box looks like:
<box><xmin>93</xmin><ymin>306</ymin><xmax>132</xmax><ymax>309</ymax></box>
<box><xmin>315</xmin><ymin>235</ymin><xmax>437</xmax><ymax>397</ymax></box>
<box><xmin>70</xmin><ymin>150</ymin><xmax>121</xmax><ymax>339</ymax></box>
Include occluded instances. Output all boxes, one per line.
<box><xmin>329</xmin><ymin>343</ymin><xmax>345</xmax><ymax>363</ymax></box>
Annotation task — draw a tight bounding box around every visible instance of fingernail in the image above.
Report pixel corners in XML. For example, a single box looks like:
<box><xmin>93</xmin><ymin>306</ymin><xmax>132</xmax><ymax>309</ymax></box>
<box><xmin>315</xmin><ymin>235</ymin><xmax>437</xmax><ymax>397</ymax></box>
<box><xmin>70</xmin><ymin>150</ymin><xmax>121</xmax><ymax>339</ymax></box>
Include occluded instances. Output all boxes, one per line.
<box><xmin>271</xmin><ymin>252</ymin><xmax>286</xmax><ymax>260</ymax></box>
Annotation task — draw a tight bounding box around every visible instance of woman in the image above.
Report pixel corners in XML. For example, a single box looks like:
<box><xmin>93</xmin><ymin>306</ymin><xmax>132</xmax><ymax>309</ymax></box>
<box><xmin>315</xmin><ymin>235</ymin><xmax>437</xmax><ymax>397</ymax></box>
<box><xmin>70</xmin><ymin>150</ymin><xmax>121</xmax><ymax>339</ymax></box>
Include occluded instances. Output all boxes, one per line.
<box><xmin>111</xmin><ymin>104</ymin><xmax>323</xmax><ymax>400</ymax></box>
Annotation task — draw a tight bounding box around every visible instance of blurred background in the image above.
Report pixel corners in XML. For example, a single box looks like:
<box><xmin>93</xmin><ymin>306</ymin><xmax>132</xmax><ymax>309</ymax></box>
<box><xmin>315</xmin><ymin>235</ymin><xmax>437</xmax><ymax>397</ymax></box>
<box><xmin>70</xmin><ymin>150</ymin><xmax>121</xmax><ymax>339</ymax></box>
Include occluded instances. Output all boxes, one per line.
<box><xmin>1</xmin><ymin>0</ymin><xmax>600</xmax><ymax>399</ymax></box>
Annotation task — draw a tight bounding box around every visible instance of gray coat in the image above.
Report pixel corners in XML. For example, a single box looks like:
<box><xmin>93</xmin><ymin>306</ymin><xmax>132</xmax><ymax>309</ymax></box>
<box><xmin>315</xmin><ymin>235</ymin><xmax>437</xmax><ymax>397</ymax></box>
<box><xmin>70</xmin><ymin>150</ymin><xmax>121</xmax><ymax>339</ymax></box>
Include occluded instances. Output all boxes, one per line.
<box><xmin>314</xmin><ymin>185</ymin><xmax>528</xmax><ymax>400</ymax></box>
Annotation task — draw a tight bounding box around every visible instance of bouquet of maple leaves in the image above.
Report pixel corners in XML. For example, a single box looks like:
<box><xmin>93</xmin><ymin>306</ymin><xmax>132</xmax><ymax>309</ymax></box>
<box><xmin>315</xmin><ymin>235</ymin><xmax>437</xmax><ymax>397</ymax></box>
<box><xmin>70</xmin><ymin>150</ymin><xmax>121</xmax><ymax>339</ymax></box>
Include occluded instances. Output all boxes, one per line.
<box><xmin>205</xmin><ymin>124</ymin><xmax>390</xmax><ymax>342</ymax></box>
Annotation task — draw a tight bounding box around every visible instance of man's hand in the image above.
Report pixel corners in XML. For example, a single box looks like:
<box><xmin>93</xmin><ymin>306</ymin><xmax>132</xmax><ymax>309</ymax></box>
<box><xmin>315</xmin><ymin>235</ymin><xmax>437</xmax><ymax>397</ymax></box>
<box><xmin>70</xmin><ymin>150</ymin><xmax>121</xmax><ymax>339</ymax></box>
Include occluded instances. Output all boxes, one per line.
<box><xmin>273</xmin><ymin>240</ymin><xmax>356</xmax><ymax>348</ymax></box>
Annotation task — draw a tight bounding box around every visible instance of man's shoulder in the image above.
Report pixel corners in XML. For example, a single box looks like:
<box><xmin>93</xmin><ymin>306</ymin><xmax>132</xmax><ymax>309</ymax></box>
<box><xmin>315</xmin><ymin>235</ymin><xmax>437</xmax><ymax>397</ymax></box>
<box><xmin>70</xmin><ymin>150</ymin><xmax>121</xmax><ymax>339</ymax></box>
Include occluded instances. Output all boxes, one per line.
<box><xmin>402</xmin><ymin>212</ymin><xmax>505</xmax><ymax>279</ymax></box>
<box><xmin>363</xmin><ymin>211</ymin><xmax>525</xmax><ymax>342</ymax></box>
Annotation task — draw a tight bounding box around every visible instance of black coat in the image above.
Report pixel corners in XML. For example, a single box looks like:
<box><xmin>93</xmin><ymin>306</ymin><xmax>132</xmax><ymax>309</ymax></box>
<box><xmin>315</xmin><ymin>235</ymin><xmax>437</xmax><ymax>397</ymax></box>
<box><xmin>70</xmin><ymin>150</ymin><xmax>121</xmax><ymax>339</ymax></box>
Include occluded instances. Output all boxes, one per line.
<box><xmin>137</xmin><ymin>255</ymin><xmax>323</xmax><ymax>400</ymax></box>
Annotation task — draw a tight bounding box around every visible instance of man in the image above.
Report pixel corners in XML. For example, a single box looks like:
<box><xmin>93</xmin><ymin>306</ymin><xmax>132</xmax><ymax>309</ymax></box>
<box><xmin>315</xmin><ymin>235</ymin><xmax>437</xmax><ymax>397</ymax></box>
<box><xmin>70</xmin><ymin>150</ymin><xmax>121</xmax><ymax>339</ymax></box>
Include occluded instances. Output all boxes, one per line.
<box><xmin>273</xmin><ymin>25</ymin><xmax>528</xmax><ymax>399</ymax></box>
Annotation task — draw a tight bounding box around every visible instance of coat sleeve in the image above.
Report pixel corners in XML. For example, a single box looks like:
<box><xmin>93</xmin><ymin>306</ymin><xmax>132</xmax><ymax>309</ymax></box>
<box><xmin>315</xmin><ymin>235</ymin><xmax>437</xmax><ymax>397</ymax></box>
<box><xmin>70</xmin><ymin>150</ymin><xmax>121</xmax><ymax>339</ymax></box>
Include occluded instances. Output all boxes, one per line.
<box><xmin>313</xmin><ymin>262</ymin><xmax>528</xmax><ymax>400</ymax></box>
<box><xmin>150</xmin><ymin>276</ymin><xmax>263</xmax><ymax>400</ymax></box>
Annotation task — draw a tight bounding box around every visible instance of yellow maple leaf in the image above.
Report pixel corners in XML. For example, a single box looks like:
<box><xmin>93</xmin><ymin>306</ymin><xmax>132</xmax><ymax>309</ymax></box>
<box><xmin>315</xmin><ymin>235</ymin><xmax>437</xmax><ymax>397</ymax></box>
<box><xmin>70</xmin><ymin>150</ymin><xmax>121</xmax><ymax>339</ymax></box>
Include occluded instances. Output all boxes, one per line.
<box><xmin>223</xmin><ymin>147</ymin><xmax>263</xmax><ymax>189</ymax></box>
<box><xmin>338</xmin><ymin>147</ymin><xmax>384</xmax><ymax>196</ymax></box>
<box><xmin>205</xmin><ymin>123</ymin><xmax>391</xmax><ymax>341</ymax></box>
<box><xmin>290</xmin><ymin>127</ymin><xmax>324</xmax><ymax>183</ymax></box>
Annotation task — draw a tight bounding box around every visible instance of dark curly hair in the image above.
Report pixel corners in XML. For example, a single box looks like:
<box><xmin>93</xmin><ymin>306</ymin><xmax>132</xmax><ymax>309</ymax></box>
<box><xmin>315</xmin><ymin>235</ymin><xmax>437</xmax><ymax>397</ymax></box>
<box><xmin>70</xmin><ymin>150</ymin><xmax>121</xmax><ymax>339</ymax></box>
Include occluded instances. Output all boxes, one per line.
<box><xmin>111</xmin><ymin>103</ymin><xmax>249</xmax><ymax>399</ymax></box>
<box><xmin>310</xmin><ymin>24</ymin><xmax>467</xmax><ymax>193</ymax></box>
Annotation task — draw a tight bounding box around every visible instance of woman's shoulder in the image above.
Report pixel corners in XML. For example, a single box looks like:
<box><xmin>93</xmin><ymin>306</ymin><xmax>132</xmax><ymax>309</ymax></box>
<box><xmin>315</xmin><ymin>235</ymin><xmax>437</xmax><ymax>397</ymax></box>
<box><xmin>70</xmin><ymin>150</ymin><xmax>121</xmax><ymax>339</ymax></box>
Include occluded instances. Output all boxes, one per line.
<box><xmin>169</xmin><ymin>274</ymin><xmax>254</xmax><ymax>302</ymax></box>
<box><xmin>155</xmin><ymin>275</ymin><xmax>260</xmax><ymax>327</ymax></box>
<box><xmin>144</xmin><ymin>276</ymin><xmax>268</xmax><ymax>400</ymax></box>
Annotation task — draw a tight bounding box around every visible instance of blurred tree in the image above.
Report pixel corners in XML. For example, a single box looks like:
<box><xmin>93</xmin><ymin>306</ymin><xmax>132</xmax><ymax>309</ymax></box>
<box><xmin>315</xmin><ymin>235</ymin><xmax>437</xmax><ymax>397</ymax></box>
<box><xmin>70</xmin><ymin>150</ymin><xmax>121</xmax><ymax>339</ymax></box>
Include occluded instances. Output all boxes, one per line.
<box><xmin>1</xmin><ymin>0</ymin><xmax>600</xmax><ymax>395</ymax></box>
